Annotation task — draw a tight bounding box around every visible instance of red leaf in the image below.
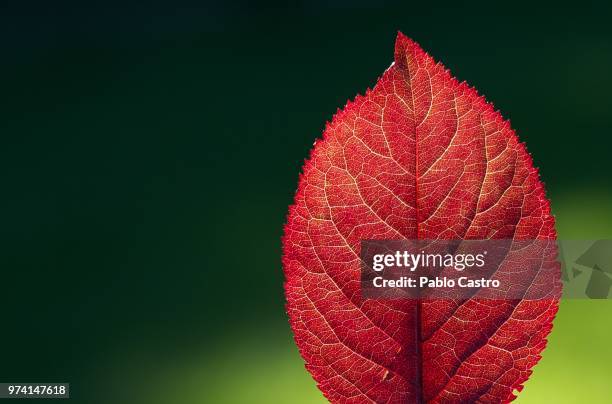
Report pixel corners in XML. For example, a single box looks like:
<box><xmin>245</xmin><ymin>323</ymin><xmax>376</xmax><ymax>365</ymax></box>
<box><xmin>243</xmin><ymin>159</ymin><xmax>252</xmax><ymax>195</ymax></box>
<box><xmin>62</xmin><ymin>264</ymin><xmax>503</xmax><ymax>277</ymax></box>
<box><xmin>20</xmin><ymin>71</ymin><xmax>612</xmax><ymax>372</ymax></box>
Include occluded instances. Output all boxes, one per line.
<box><xmin>283</xmin><ymin>33</ymin><xmax>559</xmax><ymax>403</ymax></box>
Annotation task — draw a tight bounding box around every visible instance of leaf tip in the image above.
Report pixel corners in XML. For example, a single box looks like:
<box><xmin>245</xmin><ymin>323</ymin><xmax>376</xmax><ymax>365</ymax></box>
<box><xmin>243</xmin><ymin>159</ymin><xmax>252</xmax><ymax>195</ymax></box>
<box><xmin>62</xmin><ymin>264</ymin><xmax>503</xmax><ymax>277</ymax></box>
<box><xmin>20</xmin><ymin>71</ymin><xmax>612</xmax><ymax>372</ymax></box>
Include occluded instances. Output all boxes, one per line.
<box><xmin>394</xmin><ymin>31</ymin><xmax>425</xmax><ymax>70</ymax></box>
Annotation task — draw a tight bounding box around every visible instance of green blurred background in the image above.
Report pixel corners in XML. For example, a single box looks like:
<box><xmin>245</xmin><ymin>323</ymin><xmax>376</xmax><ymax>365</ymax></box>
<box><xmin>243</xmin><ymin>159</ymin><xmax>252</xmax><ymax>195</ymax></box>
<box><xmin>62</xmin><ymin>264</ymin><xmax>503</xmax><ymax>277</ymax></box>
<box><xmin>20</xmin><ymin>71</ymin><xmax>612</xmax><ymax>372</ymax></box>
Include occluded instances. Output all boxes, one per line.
<box><xmin>1</xmin><ymin>1</ymin><xmax>611</xmax><ymax>403</ymax></box>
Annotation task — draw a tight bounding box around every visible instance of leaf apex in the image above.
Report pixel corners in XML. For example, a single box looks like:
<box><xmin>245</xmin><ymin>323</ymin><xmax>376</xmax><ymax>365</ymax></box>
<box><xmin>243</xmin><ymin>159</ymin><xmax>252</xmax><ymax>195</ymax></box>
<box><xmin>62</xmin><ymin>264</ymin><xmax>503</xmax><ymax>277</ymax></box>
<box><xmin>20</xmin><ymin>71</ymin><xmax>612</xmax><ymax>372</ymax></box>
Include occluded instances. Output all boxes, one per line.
<box><xmin>394</xmin><ymin>32</ymin><xmax>425</xmax><ymax>70</ymax></box>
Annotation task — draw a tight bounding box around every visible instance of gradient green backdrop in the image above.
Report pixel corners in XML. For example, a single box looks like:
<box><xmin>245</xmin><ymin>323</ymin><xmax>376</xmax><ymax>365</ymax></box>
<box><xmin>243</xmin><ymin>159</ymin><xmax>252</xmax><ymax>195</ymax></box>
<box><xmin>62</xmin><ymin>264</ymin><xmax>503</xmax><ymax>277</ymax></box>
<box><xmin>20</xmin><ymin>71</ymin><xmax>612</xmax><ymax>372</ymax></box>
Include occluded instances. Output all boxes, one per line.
<box><xmin>1</xmin><ymin>1</ymin><xmax>611</xmax><ymax>403</ymax></box>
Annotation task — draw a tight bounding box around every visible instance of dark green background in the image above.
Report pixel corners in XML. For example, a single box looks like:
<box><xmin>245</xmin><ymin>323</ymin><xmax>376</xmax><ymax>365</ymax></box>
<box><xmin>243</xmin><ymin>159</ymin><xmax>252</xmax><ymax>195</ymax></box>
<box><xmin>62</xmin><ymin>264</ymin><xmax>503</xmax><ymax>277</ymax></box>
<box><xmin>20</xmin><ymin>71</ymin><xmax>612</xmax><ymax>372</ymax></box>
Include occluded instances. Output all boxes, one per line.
<box><xmin>1</xmin><ymin>1</ymin><xmax>611</xmax><ymax>403</ymax></box>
